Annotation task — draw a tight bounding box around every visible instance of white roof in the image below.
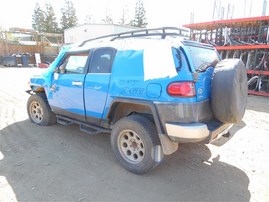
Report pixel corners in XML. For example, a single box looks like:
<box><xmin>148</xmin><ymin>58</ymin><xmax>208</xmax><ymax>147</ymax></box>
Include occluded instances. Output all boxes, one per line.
<box><xmin>67</xmin><ymin>36</ymin><xmax>185</xmax><ymax>53</ymax></box>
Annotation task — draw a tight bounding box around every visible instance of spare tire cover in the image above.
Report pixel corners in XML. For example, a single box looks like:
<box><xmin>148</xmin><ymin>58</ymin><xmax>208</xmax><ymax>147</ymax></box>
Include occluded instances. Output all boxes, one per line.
<box><xmin>211</xmin><ymin>59</ymin><xmax>247</xmax><ymax>123</ymax></box>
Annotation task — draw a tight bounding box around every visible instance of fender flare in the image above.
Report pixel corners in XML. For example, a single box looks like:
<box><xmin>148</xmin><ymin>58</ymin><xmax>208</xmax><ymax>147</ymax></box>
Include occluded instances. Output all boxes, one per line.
<box><xmin>107</xmin><ymin>98</ymin><xmax>178</xmax><ymax>155</ymax></box>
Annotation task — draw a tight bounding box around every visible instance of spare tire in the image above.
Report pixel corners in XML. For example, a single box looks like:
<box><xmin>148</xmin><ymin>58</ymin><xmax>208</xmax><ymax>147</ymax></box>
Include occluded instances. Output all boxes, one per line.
<box><xmin>211</xmin><ymin>59</ymin><xmax>247</xmax><ymax>123</ymax></box>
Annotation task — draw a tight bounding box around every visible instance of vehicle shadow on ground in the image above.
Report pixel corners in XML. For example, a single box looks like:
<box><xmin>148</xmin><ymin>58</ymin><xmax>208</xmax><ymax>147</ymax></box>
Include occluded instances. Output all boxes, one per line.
<box><xmin>212</xmin><ymin>120</ymin><xmax>246</xmax><ymax>147</ymax></box>
<box><xmin>0</xmin><ymin>119</ymin><xmax>250</xmax><ymax>202</ymax></box>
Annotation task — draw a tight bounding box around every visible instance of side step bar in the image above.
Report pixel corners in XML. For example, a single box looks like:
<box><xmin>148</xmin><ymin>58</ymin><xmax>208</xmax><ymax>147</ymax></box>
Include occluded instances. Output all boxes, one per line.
<box><xmin>57</xmin><ymin>117</ymin><xmax>73</xmax><ymax>126</ymax></box>
<box><xmin>56</xmin><ymin>115</ymin><xmax>111</xmax><ymax>135</ymax></box>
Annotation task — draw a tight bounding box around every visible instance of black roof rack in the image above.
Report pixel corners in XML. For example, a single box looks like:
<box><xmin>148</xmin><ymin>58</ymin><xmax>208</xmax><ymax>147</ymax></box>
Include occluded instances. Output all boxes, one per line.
<box><xmin>79</xmin><ymin>27</ymin><xmax>189</xmax><ymax>47</ymax></box>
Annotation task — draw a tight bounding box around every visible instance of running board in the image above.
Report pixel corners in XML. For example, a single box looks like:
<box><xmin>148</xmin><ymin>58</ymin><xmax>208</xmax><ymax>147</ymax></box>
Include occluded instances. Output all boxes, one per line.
<box><xmin>56</xmin><ymin>115</ymin><xmax>110</xmax><ymax>135</ymax></box>
<box><xmin>57</xmin><ymin>117</ymin><xmax>73</xmax><ymax>126</ymax></box>
<box><xmin>80</xmin><ymin>124</ymin><xmax>108</xmax><ymax>135</ymax></box>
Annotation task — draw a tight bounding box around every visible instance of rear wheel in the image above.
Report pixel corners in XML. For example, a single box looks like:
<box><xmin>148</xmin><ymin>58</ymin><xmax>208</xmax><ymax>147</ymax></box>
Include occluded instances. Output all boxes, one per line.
<box><xmin>111</xmin><ymin>115</ymin><xmax>163</xmax><ymax>174</ymax></box>
<box><xmin>27</xmin><ymin>93</ymin><xmax>56</xmax><ymax>126</ymax></box>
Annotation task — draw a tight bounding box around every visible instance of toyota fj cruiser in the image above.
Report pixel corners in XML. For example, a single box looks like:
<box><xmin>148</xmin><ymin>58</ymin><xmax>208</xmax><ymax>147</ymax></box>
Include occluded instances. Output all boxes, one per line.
<box><xmin>27</xmin><ymin>27</ymin><xmax>248</xmax><ymax>174</ymax></box>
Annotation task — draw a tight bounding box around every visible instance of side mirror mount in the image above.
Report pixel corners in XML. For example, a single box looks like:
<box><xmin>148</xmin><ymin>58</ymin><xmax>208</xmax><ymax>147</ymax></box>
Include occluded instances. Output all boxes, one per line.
<box><xmin>59</xmin><ymin>65</ymin><xmax>66</xmax><ymax>74</ymax></box>
<box><xmin>54</xmin><ymin>67</ymin><xmax>59</xmax><ymax>73</ymax></box>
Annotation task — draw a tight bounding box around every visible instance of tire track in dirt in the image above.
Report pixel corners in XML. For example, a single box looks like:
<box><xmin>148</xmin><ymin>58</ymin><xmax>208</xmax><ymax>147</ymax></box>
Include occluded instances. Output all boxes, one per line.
<box><xmin>0</xmin><ymin>89</ymin><xmax>27</xmax><ymax>107</ymax></box>
<box><xmin>0</xmin><ymin>95</ymin><xmax>19</xmax><ymax>107</ymax></box>
<box><xmin>0</xmin><ymin>105</ymin><xmax>15</xmax><ymax>130</ymax></box>
<box><xmin>0</xmin><ymin>119</ymin><xmax>38</xmax><ymax>160</ymax></box>
<box><xmin>0</xmin><ymin>103</ymin><xmax>19</xmax><ymax>156</ymax></box>
<box><xmin>0</xmin><ymin>68</ymin><xmax>39</xmax><ymax>161</ymax></box>
<box><xmin>0</xmin><ymin>132</ymin><xmax>19</xmax><ymax>155</ymax></box>
<box><xmin>0</xmin><ymin>87</ymin><xmax>37</xmax><ymax>156</ymax></box>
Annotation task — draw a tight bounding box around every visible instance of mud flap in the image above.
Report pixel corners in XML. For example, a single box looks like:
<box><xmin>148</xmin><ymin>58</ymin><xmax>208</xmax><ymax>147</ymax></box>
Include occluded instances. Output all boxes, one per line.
<box><xmin>158</xmin><ymin>134</ymin><xmax>178</xmax><ymax>155</ymax></box>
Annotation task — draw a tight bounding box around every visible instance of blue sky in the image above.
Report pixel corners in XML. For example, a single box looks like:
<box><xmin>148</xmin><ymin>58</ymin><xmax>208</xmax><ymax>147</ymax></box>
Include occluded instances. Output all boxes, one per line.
<box><xmin>0</xmin><ymin>0</ymin><xmax>267</xmax><ymax>30</ymax></box>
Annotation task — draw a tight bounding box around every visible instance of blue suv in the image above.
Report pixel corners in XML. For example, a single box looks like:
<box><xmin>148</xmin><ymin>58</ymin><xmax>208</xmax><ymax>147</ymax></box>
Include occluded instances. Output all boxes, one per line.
<box><xmin>27</xmin><ymin>27</ymin><xmax>247</xmax><ymax>174</ymax></box>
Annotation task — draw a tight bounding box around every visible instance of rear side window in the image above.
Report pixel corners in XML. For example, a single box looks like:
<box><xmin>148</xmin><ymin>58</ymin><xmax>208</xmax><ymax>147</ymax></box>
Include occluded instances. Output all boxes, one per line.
<box><xmin>89</xmin><ymin>48</ymin><xmax>115</xmax><ymax>73</ymax></box>
<box><xmin>172</xmin><ymin>48</ymin><xmax>189</xmax><ymax>72</ymax></box>
<box><xmin>185</xmin><ymin>46</ymin><xmax>220</xmax><ymax>71</ymax></box>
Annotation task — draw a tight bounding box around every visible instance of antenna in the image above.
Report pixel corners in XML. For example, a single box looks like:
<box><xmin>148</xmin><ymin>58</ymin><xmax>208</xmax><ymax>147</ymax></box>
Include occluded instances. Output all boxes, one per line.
<box><xmin>190</xmin><ymin>12</ymin><xmax>194</xmax><ymax>24</ymax></box>
<box><xmin>213</xmin><ymin>0</ymin><xmax>234</xmax><ymax>20</ymax></box>
<box><xmin>244</xmin><ymin>0</ymin><xmax>247</xmax><ymax>17</ymax></box>
<box><xmin>220</xmin><ymin>6</ymin><xmax>225</xmax><ymax>20</ymax></box>
<box><xmin>212</xmin><ymin>0</ymin><xmax>222</xmax><ymax>20</ymax></box>
<box><xmin>212</xmin><ymin>0</ymin><xmax>216</xmax><ymax>20</ymax></box>
<box><xmin>262</xmin><ymin>0</ymin><xmax>267</xmax><ymax>16</ymax></box>
<box><xmin>249</xmin><ymin>0</ymin><xmax>253</xmax><ymax>17</ymax></box>
<box><xmin>227</xmin><ymin>3</ymin><xmax>234</xmax><ymax>19</ymax></box>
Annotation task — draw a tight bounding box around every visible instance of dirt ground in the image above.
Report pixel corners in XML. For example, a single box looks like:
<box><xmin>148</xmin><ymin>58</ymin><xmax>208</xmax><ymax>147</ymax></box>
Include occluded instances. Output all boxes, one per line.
<box><xmin>0</xmin><ymin>66</ymin><xmax>268</xmax><ymax>202</ymax></box>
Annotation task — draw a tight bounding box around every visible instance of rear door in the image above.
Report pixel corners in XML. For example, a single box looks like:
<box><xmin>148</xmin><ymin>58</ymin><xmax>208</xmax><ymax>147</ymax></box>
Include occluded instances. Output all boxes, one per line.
<box><xmin>183</xmin><ymin>45</ymin><xmax>220</xmax><ymax>101</ymax></box>
<box><xmin>84</xmin><ymin>48</ymin><xmax>116</xmax><ymax>124</ymax></box>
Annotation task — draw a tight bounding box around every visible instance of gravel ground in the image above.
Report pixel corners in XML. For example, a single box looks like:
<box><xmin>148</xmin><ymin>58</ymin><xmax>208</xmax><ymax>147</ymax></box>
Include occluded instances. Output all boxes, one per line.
<box><xmin>0</xmin><ymin>66</ymin><xmax>268</xmax><ymax>202</ymax></box>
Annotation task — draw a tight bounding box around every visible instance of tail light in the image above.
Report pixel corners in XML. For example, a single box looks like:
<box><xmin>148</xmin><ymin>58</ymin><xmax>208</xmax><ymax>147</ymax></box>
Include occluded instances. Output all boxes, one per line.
<box><xmin>167</xmin><ymin>82</ymin><xmax>196</xmax><ymax>97</ymax></box>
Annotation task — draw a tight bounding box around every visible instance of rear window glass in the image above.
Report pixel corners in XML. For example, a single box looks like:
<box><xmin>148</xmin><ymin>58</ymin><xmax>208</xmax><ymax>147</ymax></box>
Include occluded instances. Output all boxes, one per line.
<box><xmin>185</xmin><ymin>46</ymin><xmax>220</xmax><ymax>71</ymax></box>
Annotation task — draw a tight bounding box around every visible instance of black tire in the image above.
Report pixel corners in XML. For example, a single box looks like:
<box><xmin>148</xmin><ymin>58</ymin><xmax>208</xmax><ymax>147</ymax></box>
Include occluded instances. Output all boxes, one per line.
<box><xmin>111</xmin><ymin>115</ymin><xmax>163</xmax><ymax>174</ymax></box>
<box><xmin>211</xmin><ymin>59</ymin><xmax>248</xmax><ymax>123</ymax></box>
<box><xmin>27</xmin><ymin>93</ymin><xmax>56</xmax><ymax>126</ymax></box>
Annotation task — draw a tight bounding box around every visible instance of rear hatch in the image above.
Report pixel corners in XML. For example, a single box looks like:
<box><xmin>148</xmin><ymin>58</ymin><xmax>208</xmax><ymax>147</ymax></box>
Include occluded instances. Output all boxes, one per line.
<box><xmin>182</xmin><ymin>41</ymin><xmax>220</xmax><ymax>102</ymax></box>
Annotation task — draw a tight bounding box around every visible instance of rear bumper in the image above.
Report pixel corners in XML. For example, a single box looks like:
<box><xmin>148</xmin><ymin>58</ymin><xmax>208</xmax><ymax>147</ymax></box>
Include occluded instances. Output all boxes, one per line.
<box><xmin>155</xmin><ymin>100</ymin><xmax>214</xmax><ymax>124</ymax></box>
<box><xmin>165</xmin><ymin>121</ymin><xmax>232</xmax><ymax>143</ymax></box>
<box><xmin>155</xmin><ymin>100</ymin><xmax>233</xmax><ymax>143</ymax></box>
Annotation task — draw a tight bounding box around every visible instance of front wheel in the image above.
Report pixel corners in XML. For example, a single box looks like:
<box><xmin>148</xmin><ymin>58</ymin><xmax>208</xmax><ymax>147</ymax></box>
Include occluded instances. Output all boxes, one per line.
<box><xmin>111</xmin><ymin>115</ymin><xmax>163</xmax><ymax>174</ymax></box>
<box><xmin>27</xmin><ymin>93</ymin><xmax>56</xmax><ymax>126</ymax></box>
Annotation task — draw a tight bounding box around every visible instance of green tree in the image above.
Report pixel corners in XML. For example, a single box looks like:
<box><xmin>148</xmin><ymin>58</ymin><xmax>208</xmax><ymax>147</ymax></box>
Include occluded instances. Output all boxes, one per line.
<box><xmin>60</xmin><ymin>0</ymin><xmax>78</xmax><ymax>31</ymax></box>
<box><xmin>32</xmin><ymin>2</ymin><xmax>46</xmax><ymax>32</ymax></box>
<box><xmin>130</xmin><ymin>0</ymin><xmax>147</xmax><ymax>28</ymax></box>
<box><xmin>44</xmin><ymin>3</ymin><xmax>59</xmax><ymax>33</ymax></box>
<box><xmin>32</xmin><ymin>2</ymin><xmax>59</xmax><ymax>33</ymax></box>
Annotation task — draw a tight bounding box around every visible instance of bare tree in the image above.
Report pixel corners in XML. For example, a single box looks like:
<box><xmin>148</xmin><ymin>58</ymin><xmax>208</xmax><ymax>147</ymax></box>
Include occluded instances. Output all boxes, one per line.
<box><xmin>84</xmin><ymin>14</ymin><xmax>94</xmax><ymax>24</ymax></box>
<box><xmin>119</xmin><ymin>8</ymin><xmax>128</xmax><ymax>25</ymax></box>
<box><xmin>102</xmin><ymin>8</ymin><xmax>114</xmax><ymax>24</ymax></box>
<box><xmin>130</xmin><ymin>0</ymin><xmax>147</xmax><ymax>28</ymax></box>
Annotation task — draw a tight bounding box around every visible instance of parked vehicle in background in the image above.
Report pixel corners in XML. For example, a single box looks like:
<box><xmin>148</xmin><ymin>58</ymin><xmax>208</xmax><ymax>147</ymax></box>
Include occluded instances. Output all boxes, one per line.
<box><xmin>0</xmin><ymin>27</ymin><xmax>63</xmax><ymax>66</ymax></box>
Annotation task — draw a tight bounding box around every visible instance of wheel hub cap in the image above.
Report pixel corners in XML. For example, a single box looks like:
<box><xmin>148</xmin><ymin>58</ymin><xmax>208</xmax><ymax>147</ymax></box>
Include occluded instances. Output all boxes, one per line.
<box><xmin>30</xmin><ymin>101</ymin><xmax>43</xmax><ymax>123</ymax></box>
<box><xmin>130</xmin><ymin>140</ymin><xmax>138</xmax><ymax>150</ymax></box>
<box><xmin>118</xmin><ymin>130</ymin><xmax>145</xmax><ymax>163</ymax></box>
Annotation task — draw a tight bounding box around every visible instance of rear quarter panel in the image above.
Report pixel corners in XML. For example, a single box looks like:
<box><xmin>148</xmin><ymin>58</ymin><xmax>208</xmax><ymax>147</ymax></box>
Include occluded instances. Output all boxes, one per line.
<box><xmin>102</xmin><ymin>45</ymin><xmax>196</xmax><ymax>117</ymax></box>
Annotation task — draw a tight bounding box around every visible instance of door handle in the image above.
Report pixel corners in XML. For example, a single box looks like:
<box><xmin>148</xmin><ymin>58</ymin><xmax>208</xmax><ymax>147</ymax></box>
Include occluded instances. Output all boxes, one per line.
<box><xmin>72</xmin><ymin>81</ymin><xmax>83</xmax><ymax>86</ymax></box>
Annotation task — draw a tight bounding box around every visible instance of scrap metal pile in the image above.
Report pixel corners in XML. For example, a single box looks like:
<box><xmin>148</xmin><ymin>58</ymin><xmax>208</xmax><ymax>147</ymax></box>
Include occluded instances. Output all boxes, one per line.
<box><xmin>184</xmin><ymin>16</ymin><xmax>269</xmax><ymax>97</ymax></box>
